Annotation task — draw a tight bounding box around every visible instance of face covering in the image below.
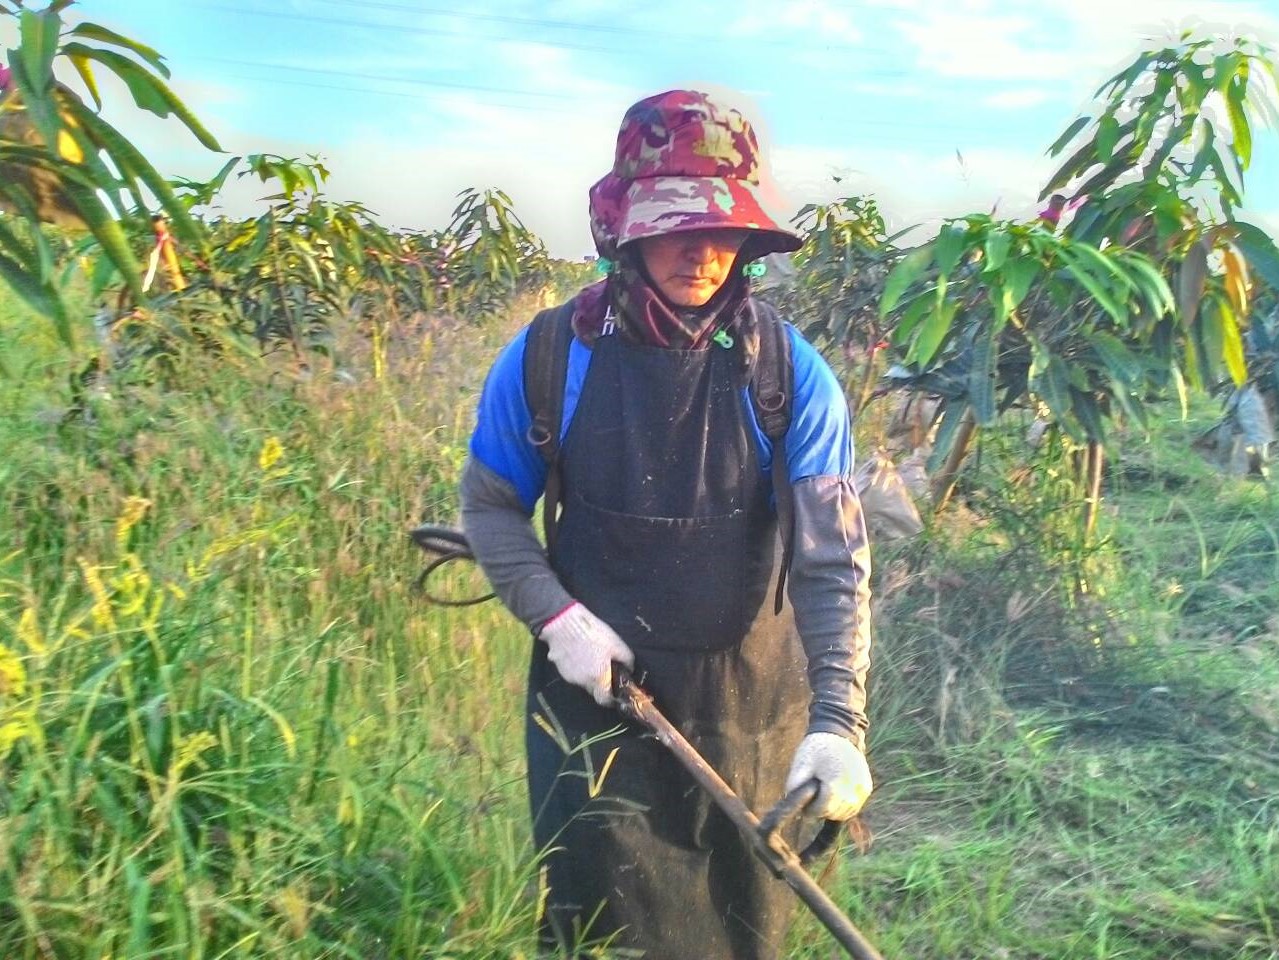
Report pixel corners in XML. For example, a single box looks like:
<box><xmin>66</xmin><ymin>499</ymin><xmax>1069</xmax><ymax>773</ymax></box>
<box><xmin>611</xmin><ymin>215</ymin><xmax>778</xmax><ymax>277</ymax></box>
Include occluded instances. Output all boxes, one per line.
<box><xmin>572</xmin><ymin>245</ymin><xmax>751</xmax><ymax>349</ymax></box>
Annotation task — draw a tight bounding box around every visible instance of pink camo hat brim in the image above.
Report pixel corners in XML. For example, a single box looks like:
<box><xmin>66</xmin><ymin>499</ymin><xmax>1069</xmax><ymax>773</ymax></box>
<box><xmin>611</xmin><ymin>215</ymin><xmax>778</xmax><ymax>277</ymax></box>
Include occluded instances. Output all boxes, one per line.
<box><xmin>616</xmin><ymin>176</ymin><xmax>801</xmax><ymax>254</ymax></box>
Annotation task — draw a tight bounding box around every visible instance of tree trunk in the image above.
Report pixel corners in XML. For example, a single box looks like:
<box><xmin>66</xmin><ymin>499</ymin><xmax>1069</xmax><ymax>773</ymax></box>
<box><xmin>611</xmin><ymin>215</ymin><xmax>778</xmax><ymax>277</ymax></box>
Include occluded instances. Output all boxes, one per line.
<box><xmin>931</xmin><ymin>410</ymin><xmax>978</xmax><ymax>512</ymax></box>
<box><xmin>1082</xmin><ymin>440</ymin><xmax>1104</xmax><ymax>543</ymax></box>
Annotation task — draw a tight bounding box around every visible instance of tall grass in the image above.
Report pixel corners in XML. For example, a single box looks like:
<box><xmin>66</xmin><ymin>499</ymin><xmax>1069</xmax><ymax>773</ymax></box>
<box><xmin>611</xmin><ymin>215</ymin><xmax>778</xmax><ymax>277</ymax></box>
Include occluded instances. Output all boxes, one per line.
<box><xmin>2</xmin><ymin>289</ymin><xmax>1277</xmax><ymax>958</ymax></box>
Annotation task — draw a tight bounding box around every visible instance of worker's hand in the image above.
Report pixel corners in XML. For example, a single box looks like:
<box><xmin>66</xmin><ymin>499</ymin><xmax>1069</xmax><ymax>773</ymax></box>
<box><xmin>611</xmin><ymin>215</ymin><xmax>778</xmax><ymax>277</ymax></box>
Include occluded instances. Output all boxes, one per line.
<box><xmin>539</xmin><ymin>601</ymin><xmax>634</xmax><ymax>706</ymax></box>
<box><xmin>784</xmin><ymin>732</ymin><xmax>873</xmax><ymax>821</ymax></box>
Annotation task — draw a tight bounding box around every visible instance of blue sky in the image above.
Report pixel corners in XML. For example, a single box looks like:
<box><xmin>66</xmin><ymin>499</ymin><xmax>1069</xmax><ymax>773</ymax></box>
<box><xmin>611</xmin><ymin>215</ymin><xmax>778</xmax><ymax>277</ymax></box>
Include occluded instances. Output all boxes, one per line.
<box><xmin>5</xmin><ymin>0</ymin><xmax>1278</xmax><ymax>257</ymax></box>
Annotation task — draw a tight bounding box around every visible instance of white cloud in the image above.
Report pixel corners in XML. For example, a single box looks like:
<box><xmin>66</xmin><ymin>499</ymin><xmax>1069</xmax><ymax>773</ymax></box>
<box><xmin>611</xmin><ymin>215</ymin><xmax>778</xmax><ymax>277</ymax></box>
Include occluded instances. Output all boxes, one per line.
<box><xmin>984</xmin><ymin>88</ymin><xmax>1055</xmax><ymax>110</ymax></box>
<box><xmin>893</xmin><ymin>8</ymin><xmax>1080</xmax><ymax>81</ymax></box>
<box><xmin>773</xmin><ymin>142</ymin><xmax>1054</xmax><ymax>238</ymax></box>
<box><xmin>891</xmin><ymin>0</ymin><xmax>1279</xmax><ymax>86</ymax></box>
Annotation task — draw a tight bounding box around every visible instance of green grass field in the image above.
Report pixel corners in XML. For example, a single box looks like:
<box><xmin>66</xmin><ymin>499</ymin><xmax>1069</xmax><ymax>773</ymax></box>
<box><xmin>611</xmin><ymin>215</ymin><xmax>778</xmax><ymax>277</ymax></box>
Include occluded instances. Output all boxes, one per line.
<box><xmin>1</xmin><ymin>290</ymin><xmax>1277</xmax><ymax>959</ymax></box>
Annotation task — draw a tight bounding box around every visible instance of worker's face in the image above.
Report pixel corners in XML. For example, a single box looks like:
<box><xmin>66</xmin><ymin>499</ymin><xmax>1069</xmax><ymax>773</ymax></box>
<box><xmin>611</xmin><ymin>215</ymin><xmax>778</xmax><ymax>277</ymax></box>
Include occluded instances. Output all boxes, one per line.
<box><xmin>635</xmin><ymin>229</ymin><xmax>749</xmax><ymax>307</ymax></box>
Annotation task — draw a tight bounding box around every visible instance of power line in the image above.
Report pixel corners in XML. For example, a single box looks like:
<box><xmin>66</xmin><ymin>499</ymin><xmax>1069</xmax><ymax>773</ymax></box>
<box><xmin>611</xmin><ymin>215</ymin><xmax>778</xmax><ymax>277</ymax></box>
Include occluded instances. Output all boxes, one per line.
<box><xmin>313</xmin><ymin>0</ymin><xmax>913</xmax><ymax>63</ymax></box>
<box><xmin>191</xmin><ymin>2</ymin><xmax>913</xmax><ymax>73</ymax></box>
<box><xmin>196</xmin><ymin>55</ymin><xmax>574</xmax><ymax>101</ymax></box>
<box><xmin>213</xmin><ymin>69</ymin><xmax>579</xmax><ymax>115</ymax></box>
<box><xmin>196</xmin><ymin>54</ymin><xmax>994</xmax><ymax>137</ymax></box>
<box><xmin>191</xmin><ymin>3</ymin><xmax>654</xmax><ymax>58</ymax></box>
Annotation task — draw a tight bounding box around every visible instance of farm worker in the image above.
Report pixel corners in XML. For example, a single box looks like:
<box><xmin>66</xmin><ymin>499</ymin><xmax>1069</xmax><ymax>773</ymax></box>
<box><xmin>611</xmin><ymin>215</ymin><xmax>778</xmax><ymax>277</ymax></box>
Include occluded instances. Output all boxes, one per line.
<box><xmin>460</xmin><ymin>89</ymin><xmax>873</xmax><ymax>958</ymax></box>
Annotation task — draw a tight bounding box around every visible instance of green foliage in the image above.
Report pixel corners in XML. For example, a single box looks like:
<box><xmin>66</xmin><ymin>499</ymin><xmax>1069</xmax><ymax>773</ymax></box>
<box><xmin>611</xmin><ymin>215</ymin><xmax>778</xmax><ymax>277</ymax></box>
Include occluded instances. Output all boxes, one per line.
<box><xmin>883</xmin><ymin>215</ymin><xmax>1177</xmax><ymax>445</ymax></box>
<box><xmin>0</xmin><ymin>306</ymin><xmax>544</xmax><ymax>957</ymax></box>
<box><xmin>784</xmin><ymin>195</ymin><xmax>891</xmax><ymax>347</ymax></box>
<box><xmin>872</xmin><ymin>33</ymin><xmax>1279</xmax><ymax>494</ymax></box>
<box><xmin>0</xmin><ymin>1</ymin><xmax>220</xmax><ymax>344</ymax></box>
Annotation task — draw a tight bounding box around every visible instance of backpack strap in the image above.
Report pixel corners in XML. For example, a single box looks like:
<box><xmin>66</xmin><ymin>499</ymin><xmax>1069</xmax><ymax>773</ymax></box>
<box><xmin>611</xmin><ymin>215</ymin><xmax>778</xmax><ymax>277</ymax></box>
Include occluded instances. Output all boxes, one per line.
<box><xmin>522</xmin><ymin>299</ymin><xmax>577</xmax><ymax>554</ymax></box>
<box><xmin>748</xmin><ymin>301</ymin><xmax>796</xmax><ymax>615</ymax></box>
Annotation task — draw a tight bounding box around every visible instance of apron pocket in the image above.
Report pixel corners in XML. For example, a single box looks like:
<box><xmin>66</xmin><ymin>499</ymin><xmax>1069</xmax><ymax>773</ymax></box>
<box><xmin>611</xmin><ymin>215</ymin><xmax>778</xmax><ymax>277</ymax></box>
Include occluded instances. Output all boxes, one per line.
<box><xmin>559</xmin><ymin>495</ymin><xmax>764</xmax><ymax>652</ymax></box>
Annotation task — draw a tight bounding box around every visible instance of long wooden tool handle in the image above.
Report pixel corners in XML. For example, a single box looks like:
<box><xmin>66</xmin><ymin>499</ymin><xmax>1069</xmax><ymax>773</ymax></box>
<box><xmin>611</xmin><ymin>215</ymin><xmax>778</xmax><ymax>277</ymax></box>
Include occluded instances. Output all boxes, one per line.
<box><xmin>612</xmin><ymin>668</ymin><xmax>885</xmax><ymax>960</ymax></box>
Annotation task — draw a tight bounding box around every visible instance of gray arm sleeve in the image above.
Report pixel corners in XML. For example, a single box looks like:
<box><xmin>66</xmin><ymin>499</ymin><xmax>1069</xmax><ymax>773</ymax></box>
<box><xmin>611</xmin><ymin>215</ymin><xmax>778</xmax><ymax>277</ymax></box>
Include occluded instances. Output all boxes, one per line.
<box><xmin>459</xmin><ymin>456</ymin><xmax>575</xmax><ymax>632</ymax></box>
<box><xmin>787</xmin><ymin>474</ymin><xmax>873</xmax><ymax>751</ymax></box>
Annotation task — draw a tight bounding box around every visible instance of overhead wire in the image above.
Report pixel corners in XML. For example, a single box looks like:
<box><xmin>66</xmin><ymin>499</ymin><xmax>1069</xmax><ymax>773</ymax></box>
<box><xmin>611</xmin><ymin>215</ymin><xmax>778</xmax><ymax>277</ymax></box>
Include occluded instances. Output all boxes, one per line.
<box><xmin>311</xmin><ymin>0</ymin><xmax>913</xmax><ymax>62</ymax></box>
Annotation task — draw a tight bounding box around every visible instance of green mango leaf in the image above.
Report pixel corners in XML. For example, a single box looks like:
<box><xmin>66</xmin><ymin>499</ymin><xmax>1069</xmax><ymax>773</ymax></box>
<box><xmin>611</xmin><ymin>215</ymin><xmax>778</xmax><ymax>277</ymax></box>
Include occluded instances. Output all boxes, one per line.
<box><xmin>1205</xmin><ymin>148</ymin><xmax>1243</xmax><ymax>207</ymax></box>
<box><xmin>1187</xmin><ymin>123</ymin><xmax>1216</xmax><ymax>183</ymax></box>
<box><xmin>18</xmin><ymin>9</ymin><xmax>59</xmax><ymax>95</ymax></box>
<box><xmin>1096</xmin><ymin>114</ymin><xmax>1120</xmax><ymax>161</ymax></box>
<box><xmin>61</xmin><ymin>44</ymin><xmax>222</xmax><ymax>151</ymax></box>
<box><xmin>64</xmin><ymin>99</ymin><xmax>208</xmax><ymax>255</ymax></box>
<box><xmin>1059</xmin><ymin>248</ymin><xmax>1127</xmax><ymax>327</ymax></box>
<box><xmin>1143</xmin><ymin>115</ymin><xmax>1195</xmax><ymax>180</ymax></box>
<box><xmin>983</xmin><ymin>229</ymin><xmax>1011</xmax><ymax>272</ymax></box>
<box><xmin>890</xmin><ymin>293</ymin><xmax>932</xmax><ymax>347</ymax></box>
<box><xmin>67</xmin><ymin>52</ymin><xmax>103</xmax><ymax>110</ymax></box>
<box><xmin>1002</xmin><ymin>255</ymin><xmax>1040</xmax><ymax>310</ymax></box>
<box><xmin>1175</xmin><ymin>242</ymin><xmax>1209</xmax><ymax>328</ymax></box>
<box><xmin>61</xmin><ymin>179</ymin><xmax>145</xmax><ymax>303</ymax></box>
<box><xmin>1114</xmin><ymin>251</ymin><xmax>1174</xmax><ymax>317</ymax></box>
<box><xmin>926</xmin><ymin>400</ymin><xmax>970</xmax><ymax>473</ymax></box>
<box><xmin>1229</xmin><ymin>221</ymin><xmax>1279</xmax><ymax>291</ymax></box>
<box><xmin>67</xmin><ymin>22</ymin><xmax>170</xmax><ymax>78</ymax></box>
<box><xmin>1047</xmin><ymin>115</ymin><xmax>1091</xmax><ymax>157</ymax></box>
<box><xmin>1070</xmin><ymin>387</ymin><xmax>1106</xmax><ymax>442</ymax></box>
<box><xmin>1218</xmin><ymin>298</ymin><xmax>1248</xmax><ymax>386</ymax></box>
<box><xmin>1031</xmin><ymin>352</ymin><xmax>1078</xmax><ymax>438</ymax></box>
<box><xmin>1087</xmin><ymin>330</ymin><xmax>1144</xmax><ymax>386</ymax></box>
<box><xmin>1211</xmin><ymin>52</ymin><xmax>1243</xmax><ymax>93</ymax></box>
<box><xmin>0</xmin><ymin>250</ymin><xmax>72</xmax><ymax>346</ymax></box>
<box><xmin>969</xmin><ymin>327</ymin><xmax>998</xmax><ymax>426</ymax></box>
<box><xmin>908</xmin><ymin>296</ymin><xmax>958</xmax><ymax>367</ymax></box>
<box><xmin>1199</xmin><ymin>293</ymin><xmax>1225</xmax><ymax>384</ymax></box>
<box><xmin>878</xmin><ymin>243</ymin><xmax>933</xmax><ymax>317</ymax></box>
<box><xmin>1225</xmin><ymin>77</ymin><xmax>1252</xmax><ymax>170</ymax></box>
<box><xmin>934</xmin><ymin>223</ymin><xmax>968</xmax><ymax>277</ymax></box>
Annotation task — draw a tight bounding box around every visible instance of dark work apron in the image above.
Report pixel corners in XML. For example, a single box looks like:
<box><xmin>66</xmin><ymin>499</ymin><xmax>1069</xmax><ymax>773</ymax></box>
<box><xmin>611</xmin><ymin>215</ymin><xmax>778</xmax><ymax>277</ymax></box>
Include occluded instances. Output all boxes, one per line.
<box><xmin>526</xmin><ymin>329</ymin><xmax>810</xmax><ymax>959</ymax></box>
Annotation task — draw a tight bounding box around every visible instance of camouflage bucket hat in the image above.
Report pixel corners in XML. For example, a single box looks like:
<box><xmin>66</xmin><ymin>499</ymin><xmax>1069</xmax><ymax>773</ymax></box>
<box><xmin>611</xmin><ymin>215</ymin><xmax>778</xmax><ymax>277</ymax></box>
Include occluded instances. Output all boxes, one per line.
<box><xmin>589</xmin><ymin>89</ymin><xmax>801</xmax><ymax>259</ymax></box>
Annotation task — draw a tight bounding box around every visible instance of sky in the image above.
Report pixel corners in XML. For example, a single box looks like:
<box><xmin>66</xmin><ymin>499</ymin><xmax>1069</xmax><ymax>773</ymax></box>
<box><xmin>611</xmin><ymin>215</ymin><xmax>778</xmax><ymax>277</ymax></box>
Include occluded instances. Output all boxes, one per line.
<box><xmin>4</xmin><ymin>0</ymin><xmax>1279</xmax><ymax>258</ymax></box>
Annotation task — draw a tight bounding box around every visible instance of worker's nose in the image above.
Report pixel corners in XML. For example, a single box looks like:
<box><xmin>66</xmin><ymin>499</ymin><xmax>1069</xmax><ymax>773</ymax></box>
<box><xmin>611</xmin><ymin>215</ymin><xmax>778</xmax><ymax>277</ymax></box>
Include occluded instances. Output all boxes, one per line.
<box><xmin>679</xmin><ymin>234</ymin><xmax>719</xmax><ymax>264</ymax></box>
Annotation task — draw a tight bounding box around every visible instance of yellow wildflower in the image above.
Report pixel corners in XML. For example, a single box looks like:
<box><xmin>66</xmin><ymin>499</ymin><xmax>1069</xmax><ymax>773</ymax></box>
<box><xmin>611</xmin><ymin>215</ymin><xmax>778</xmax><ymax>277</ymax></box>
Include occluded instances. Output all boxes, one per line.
<box><xmin>172</xmin><ymin>731</ymin><xmax>219</xmax><ymax>778</ymax></box>
<box><xmin>115</xmin><ymin>496</ymin><xmax>152</xmax><ymax>550</ymax></box>
<box><xmin>0</xmin><ymin>708</ymin><xmax>37</xmax><ymax>758</ymax></box>
<box><xmin>0</xmin><ymin>643</ymin><xmax>26</xmax><ymax>698</ymax></box>
<box><xmin>78</xmin><ymin>558</ymin><xmax>116</xmax><ymax>630</ymax></box>
<box><xmin>259</xmin><ymin>436</ymin><xmax>285</xmax><ymax>472</ymax></box>
<box><xmin>17</xmin><ymin>607</ymin><xmax>46</xmax><ymax>655</ymax></box>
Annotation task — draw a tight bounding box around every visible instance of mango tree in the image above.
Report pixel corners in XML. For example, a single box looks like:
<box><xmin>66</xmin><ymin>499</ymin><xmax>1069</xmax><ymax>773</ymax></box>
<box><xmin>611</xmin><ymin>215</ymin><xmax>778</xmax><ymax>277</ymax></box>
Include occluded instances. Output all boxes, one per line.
<box><xmin>879</xmin><ymin>34</ymin><xmax>1279</xmax><ymax>534</ymax></box>
<box><xmin>780</xmin><ymin>195</ymin><xmax>898</xmax><ymax>414</ymax></box>
<box><xmin>0</xmin><ymin>0</ymin><xmax>220</xmax><ymax>347</ymax></box>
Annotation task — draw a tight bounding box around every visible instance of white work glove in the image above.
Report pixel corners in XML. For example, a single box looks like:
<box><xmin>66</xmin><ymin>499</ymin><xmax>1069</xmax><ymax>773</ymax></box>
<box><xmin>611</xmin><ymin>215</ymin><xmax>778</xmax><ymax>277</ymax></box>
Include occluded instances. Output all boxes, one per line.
<box><xmin>539</xmin><ymin>602</ymin><xmax>635</xmax><ymax>706</ymax></box>
<box><xmin>784</xmin><ymin>732</ymin><xmax>873</xmax><ymax>822</ymax></box>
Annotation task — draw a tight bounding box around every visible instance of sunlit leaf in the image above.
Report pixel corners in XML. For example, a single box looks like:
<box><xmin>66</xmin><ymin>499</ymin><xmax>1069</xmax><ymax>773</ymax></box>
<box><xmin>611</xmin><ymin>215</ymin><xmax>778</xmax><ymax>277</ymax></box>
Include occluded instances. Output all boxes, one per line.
<box><xmin>67</xmin><ymin>22</ymin><xmax>170</xmax><ymax>78</ymax></box>
<box><xmin>1224</xmin><ymin>83</ymin><xmax>1252</xmax><ymax>170</ymax></box>
<box><xmin>934</xmin><ymin>223</ymin><xmax>966</xmax><ymax>276</ymax></box>
<box><xmin>1220</xmin><ymin>244</ymin><xmax>1249</xmax><ymax>318</ymax></box>
<box><xmin>66</xmin><ymin>52</ymin><xmax>102</xmax><ymax>110</ymax></box>
<box><xmin>983</xmin><ymin>229</ymin><xmax>1010</xmax><ymax>272</ymax></box>
<box><xmin>908</xmin><ymin>296</ymin><xmax>958</xmax><ymax>367</ymax></box>
<box><xmin>878</xmin><ymin>243</ymin><xmax>933</xmax><ymax>318</ymax></box>
<box><xmin>60</xmin><ymin>44</ymin><xmax>222</xmax><ymax>151</ymax></box>
<box><xmin>1218</xmin><ymin>298</ymin><xmax>1248</xmax><ymax>386</ymax></box>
